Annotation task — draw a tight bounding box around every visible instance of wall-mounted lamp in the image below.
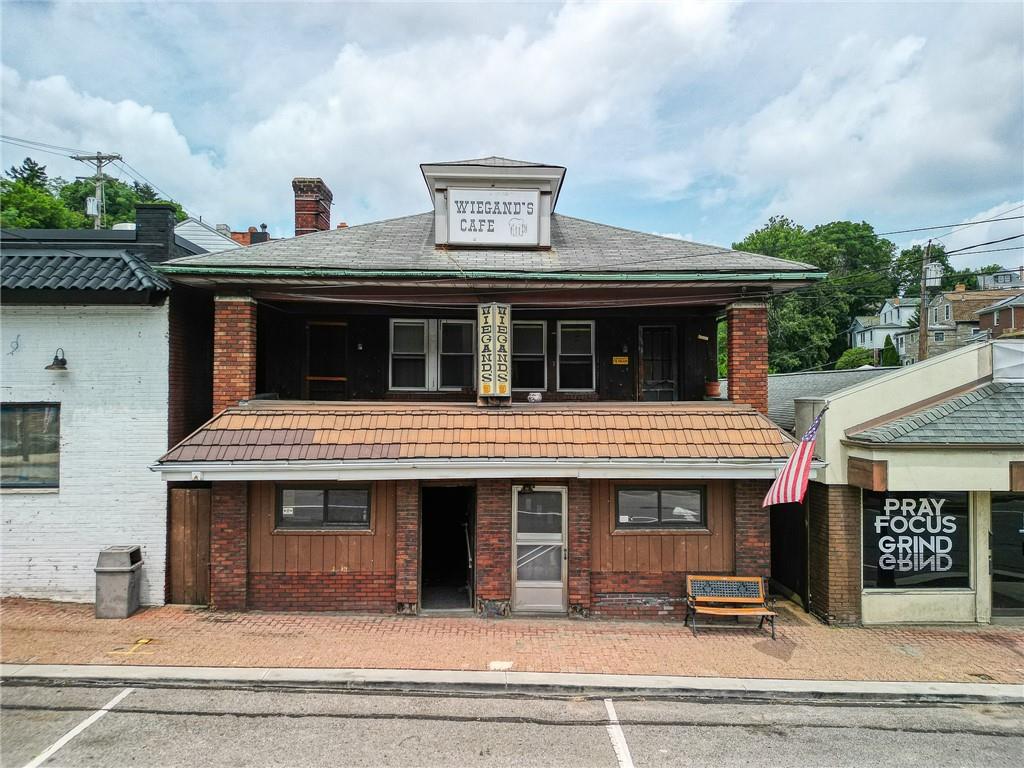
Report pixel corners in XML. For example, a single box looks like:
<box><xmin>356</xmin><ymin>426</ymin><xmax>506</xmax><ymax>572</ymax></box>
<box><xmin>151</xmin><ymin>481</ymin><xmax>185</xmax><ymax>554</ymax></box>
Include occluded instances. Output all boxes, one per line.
<box><xmin>44</xmin><ymin>348</ymin><xmax>67</xmax><ymax>371</ymax></box>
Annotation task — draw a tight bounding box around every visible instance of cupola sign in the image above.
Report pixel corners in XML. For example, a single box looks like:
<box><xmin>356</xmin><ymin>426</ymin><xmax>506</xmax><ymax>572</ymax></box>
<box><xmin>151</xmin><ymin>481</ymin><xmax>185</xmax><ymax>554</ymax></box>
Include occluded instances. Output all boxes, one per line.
<box><xmin>448</xmin><ymin>188</ymin><xmax>539</xmax><ymax>246</ymax></box>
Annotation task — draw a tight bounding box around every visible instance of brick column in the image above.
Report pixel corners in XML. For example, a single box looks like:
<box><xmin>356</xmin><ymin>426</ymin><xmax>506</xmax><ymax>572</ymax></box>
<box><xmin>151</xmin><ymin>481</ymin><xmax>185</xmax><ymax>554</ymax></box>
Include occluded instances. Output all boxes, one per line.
<box><xmin>807</xmin><ymin>482</ymin><xmax>862</xmax><ymax>625</ymax></box>
<box><xmin>213</xmin><ymin>295</ymin><xmax>257</xmax><ymax>414</ymax></box>
<box><xmin>475</xmin><ymin>479</ymin><xmax>512</xmax><ymax>615</ymax></box>
<box><xmin>567</xmin><ymin>479</ymin><xmax>592</xmax><ymax>615</ymax></box>
<box><xmin>734</xmin><ymin>479</ymin><xmax>771</xmax><ymax>578</ymax></box>
<box><xmin>727</xmin><ymin>301</ymin><xmax>768</xmax><ymax>415</ymax></box>
<box><xmin>395</xmin><ymin>480</ymin><xmax>420</xmax><ymax>612</ymax></box>
<box><xmin>210</xmin><ymin>482</ymin><xmax>248</xmax><ymax>611</ymax></box>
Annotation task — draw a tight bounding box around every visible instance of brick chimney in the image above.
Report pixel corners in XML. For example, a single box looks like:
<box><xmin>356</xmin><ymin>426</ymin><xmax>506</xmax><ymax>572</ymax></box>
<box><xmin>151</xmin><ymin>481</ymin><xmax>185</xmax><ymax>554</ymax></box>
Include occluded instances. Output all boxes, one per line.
<box><xmin>292</xmin><ymin>177</ymin><xmax>332</xmax><ymax>236</ymax></box>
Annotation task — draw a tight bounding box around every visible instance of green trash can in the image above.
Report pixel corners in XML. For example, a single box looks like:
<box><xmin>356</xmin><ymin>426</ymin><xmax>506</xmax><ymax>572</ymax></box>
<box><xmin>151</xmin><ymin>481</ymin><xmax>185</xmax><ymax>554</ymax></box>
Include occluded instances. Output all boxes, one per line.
<box><xmin>94</xmin><ymin>545</ymin><xmax>143</xmax><ymax>619</ymax></box>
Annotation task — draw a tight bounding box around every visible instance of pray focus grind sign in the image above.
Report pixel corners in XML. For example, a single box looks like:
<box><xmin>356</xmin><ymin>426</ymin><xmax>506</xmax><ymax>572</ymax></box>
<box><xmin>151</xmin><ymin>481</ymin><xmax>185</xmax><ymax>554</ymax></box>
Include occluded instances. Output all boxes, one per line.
<box><xmin>478</xmin><ymin>303</ymin><xmax>511</xmax><ymax>397</ymax></box>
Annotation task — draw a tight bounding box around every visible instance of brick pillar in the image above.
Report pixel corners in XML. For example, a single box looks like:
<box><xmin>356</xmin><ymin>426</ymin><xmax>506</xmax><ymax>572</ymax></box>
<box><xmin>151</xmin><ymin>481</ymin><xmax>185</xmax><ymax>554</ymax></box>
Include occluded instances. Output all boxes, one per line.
<box><xmin>734</xmin><ymin>479</ymin><xmax>771</xmax><ymax>578</ymax></box>
<box><xmin>212</xmin><ymin>295</ymin><xmax>257</xmax><ymax>414</ymax></box>
<box><xmin>567</xmin><ymin>479</ymin><xmax>592</xmax><ymax>615</ymax></box>
<box><xmin>807</xmin><ymin>482</ymin><xmax>862</xmax><ymax>625</ymax></box>
<box><xmin>475</xmin><ymin>479</ymin><xmax>512</xmax><ymax>616</ymax></box>
<box><xmin>727</xmin><ymin>301</ymin><xmax>768</xmax><ymax>415</ymax></box>
<box><xmin>395</xmin><ymin>480</ymin><xmax>420</xmax><ymax>612</ymax></box>
<box><xmin>210</xmin><ymin>482</ymin><xmax>248</xmax><ymax>611</ymax></box>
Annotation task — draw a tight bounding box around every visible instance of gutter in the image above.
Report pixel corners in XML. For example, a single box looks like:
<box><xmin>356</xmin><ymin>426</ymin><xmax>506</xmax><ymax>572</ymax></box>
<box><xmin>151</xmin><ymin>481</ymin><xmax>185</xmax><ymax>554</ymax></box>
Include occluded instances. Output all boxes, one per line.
<box><xmin>155</xmin><ymin>264</ymin><xmax>828</xmax><ymax>283</ymax></box>
<box><xmin>152</xmin><ymin>457</ymin><xmax>824</xmax><ymax>482</ymax></box>
<box><xmin>841</xmin><ymin>439</ymin><xmax>1024</xmax><ymax>451</ymax></box>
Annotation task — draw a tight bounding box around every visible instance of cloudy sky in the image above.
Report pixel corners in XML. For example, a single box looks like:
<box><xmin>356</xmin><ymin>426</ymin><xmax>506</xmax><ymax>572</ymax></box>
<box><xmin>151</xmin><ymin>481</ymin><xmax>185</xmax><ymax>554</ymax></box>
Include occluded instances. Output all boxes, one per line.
<box><xmin>2</xmin><ymin>1</ymin><xmax>1022</xmax><ymax>268</ymax></box>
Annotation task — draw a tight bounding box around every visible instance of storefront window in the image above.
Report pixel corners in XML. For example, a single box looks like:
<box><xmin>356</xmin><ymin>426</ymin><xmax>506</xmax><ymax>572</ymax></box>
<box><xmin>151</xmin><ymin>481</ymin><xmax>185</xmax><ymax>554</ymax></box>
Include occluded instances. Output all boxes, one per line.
<box><xmin>862</xmin><ymin>491</ymin><xmax>970</xmax><ymax>589</ymax></box>
<box><xmin>1</xmin><ymin>404</ymin><xmax>60</xmax><ymax>488</ymax></box>
<box><xmin>277</xmin><ymin>486</ymin><xmax>371</xmax><ymax>530</ymax></box>
<box><xmin>991</xmin><ymin>493</ymin><xmax>1024</xmax><ymax>616</ymax></box>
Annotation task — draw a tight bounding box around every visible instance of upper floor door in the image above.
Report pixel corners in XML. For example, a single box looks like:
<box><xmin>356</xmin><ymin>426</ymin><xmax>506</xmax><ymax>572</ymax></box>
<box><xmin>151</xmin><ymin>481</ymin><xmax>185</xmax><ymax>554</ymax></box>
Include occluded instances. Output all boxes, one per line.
<box><xmin>638</xmin><ymin>325</ymin><xmax>677</xmax><ymax>401</ymax></box>
<box><xmin>305</xmin><ymin>321</ymin><xmax>348</xmax><ymax>399</ymax></box>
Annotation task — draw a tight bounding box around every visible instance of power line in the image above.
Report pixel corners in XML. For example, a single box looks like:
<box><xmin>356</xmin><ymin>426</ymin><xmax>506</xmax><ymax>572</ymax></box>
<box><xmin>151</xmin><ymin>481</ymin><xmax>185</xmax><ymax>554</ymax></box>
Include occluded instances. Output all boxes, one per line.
<box><xmin>945</xmin><ymin>233</ymin><xmax>1024</xmax><ymax>254</ymax></box>
<box><xmin>876</xmin><ymin>213</ymin><xmax>1024</xmax><ymax>236</ymax></box>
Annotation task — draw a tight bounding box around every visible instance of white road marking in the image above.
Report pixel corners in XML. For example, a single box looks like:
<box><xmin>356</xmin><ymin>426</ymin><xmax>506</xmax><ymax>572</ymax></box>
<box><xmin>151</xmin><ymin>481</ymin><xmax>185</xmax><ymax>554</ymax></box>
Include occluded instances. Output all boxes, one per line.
<box><xmin>603</xmin><ymin>698</ymin><xmax>635</xmax><ymax>768</ymax></box>
<box><xmin>22</xmin><ymin>687</ymin><xmax>134</xmax><ymax>768</ymax></box>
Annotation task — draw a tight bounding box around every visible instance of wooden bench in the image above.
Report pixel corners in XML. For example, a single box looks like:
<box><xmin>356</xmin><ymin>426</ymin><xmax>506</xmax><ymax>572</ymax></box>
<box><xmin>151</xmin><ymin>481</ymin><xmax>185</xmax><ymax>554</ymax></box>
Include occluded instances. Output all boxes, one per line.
<box><xmin>685</xmin><ymin>575</ymin><xmax>777</xmax><ymax>640</ymax></box>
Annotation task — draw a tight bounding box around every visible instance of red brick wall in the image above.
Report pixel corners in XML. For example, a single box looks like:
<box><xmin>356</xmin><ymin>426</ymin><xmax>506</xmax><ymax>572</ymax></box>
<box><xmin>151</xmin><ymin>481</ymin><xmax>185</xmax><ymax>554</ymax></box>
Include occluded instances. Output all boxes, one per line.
<box><xmin>210</xmin><ymin>482</ymin><xmax>248</xmax><ymax>611</ymax></box>
<box><xmin>168</xmin><ymin>286</ymin><xmax>213</xmax><ymax>447</ymax></box>
<box><xmin>567</xmin><ymin>478</ymin><xmax>592</xmax><ymax>613</ymax></box>
<box><xmin>394</xmin><ymin>480</ymin><xmax>419</xmax><ymax>610</ymax></box>
<box><xmin>590</xmin><ymin>573</ymin><xmax>687</xmax><ymax>619</ymax></box>
<box><xmin>727</xmin><ymin>302</ymin><xmax>769</xmax><ymax>415</ymax></box>
<box><xmin>475</xmin><ymin>479</ymin><xmax>512</xmax><ymax>612</ymax></box>
<box><xmin>249</xmin><ymin>573</ymin><xmax>395</xmax><ymax>612</ymax></box>
<box><xmin>212</xmin><ymin>295</ymin><xmax>257</xmax><ymax>414</ymax></box>
<box><xmin>735</xmin><ymin>479</ymin><xmax>771</xmax><ymax>577</ymax></box>
<box><xmin>807</xmin><ymin>481</ymin><xmax>862</xmax><ymax>625</ymax></box>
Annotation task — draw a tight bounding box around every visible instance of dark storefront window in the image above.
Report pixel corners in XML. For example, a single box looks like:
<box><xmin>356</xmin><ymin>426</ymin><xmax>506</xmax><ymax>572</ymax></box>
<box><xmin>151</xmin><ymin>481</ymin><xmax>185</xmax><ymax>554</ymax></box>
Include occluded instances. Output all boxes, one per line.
<box><xmin>277</xmin><ymin>487</ymin><xmax>371</xmax><ymax>530</ymax></box>
<box><xmin>512</xmin><ymin>321</ymin><xmax>546</xmax><ymax>390</ymax></box>
<box><xmin>992</xmin><ymin>493</ymin><xmax>1024</xmax><ymax>616</ymax></box>
<box><xmin>1</xmin><ymin>404</ymin><xmax>60</xmax><ymax>488</ymax></box>
<box><xmin>862</xmin><ymin>491</ymin><xmax>970</xmax><ymax>589</ymax></box>
<box><xmin>616</xmin><ymin>487</ymin><xmax>705</xmax><ymax>529</ymax></box>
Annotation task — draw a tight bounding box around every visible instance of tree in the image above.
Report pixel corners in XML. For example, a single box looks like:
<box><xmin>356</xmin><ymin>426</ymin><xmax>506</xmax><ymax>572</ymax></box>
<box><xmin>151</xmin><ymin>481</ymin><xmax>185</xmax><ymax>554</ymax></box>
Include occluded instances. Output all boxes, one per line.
<box><xmin>5</xmin><ymin>157</ymin><xmax>49</xmax><ymax>189</ymax></box>
<box><xmin>0</xmin><ymin>179</ymin><xmax>89</xmax><ymax>228</ymax></box>
<box><xmin>835</xmin><ymin>347</ymin><xmax>874</xmax><ymax>370</ymax></box>
<box><xmin>880</xmin><ymin>335</ymin><xmax>899</xmax><ymax>366</ymax></box>
<box><xmin>59</xmin><ymin>177</ymin><xmax>186</xmax><ymax>227</ymax></box>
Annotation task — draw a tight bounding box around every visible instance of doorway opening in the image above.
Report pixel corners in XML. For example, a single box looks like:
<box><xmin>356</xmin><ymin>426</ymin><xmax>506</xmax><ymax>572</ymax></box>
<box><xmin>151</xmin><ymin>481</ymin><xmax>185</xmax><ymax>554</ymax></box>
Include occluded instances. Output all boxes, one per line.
<box><xmin>421</xmin><ymin>486</ymin><xmax>475</xmax><ymax>611</ymax></box>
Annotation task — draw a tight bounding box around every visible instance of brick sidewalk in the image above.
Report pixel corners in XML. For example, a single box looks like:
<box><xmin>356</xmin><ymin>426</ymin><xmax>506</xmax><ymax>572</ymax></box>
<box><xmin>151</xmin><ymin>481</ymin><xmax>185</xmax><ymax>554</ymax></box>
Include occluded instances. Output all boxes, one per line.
<box><xmin>2</xmin><ymin>598</ymin><xmax>1022</xmax><ymax>684</ymax></box>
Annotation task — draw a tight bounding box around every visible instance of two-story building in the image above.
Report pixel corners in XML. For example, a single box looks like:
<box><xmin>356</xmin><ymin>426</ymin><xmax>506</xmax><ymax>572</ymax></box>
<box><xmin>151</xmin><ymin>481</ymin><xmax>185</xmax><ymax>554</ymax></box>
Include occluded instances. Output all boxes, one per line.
<box><xmin>152</xmin><ymin>157</ymin><xmax>825</xmax><ymax>618</ymax></box>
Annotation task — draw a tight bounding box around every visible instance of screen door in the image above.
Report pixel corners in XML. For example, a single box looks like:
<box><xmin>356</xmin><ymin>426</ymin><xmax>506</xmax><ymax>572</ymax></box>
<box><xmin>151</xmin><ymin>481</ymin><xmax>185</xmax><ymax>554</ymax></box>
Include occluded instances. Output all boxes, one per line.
<box><xmin>513</xmin><ymin>486</ymin><xmax>567</xmax><ymax>612</ymax></box>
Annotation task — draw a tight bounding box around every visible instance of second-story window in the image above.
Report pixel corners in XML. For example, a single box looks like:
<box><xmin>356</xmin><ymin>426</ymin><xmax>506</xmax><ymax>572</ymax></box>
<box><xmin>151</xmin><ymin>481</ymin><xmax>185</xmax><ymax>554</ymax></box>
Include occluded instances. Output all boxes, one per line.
<box><xmin>944</xmin><ymin>304</ymin><xmax>951</xmax><ymax>322</ymax></box>
<box><xmin>389</xmin><ymin>319</ymin><xmax>475</xmax><ymax>391</ymax></box>
<box><xmin>557</xmin><ymin>321</ymin><xmax>595</xmax><ymax>391</ymax></box>
<box><xmin>390</xmin><ymin>320</ymin><xmax>429</xmax><ymax>389</ymax></box>
<box><xmin>994</xmin><ymin>310</ymin><xmax>1000</xmax><ymax>327</ymax></box>
<box><xmin>439</xmin><ymin>320</ymin><xmax>475</xmax><ymax>390</ymax></box>
<box><xmin>512</xmin><ymin>320</ymin><xmax>546</xmax><ymax>390</ymax></box>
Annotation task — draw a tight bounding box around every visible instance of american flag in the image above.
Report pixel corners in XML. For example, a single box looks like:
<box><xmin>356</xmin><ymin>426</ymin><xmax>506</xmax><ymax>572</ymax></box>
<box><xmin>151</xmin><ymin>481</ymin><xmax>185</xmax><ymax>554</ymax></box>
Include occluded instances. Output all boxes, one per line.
<box><xmin>762</xmin><ymin>406</ymin><xmax>827</xmax><ymax>507</ymax></box>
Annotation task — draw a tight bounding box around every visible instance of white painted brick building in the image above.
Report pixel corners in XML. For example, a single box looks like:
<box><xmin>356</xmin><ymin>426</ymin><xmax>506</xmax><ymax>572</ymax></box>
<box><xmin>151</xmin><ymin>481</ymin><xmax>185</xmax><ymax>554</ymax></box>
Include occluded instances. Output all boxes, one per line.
<box><xmin>1</xmin><ymin>304</ymin><xmax>170</xmax><ymax>605</ymax></box>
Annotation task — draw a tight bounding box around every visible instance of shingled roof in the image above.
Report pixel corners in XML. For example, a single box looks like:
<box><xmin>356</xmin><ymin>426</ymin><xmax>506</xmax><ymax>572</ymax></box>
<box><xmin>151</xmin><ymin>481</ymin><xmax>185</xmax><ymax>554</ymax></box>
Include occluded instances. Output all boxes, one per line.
<box><xmin>1</xmin><ymin>250</ymin><xmax>170</xmax><ymax>295</ymax></box>
<box><xmin>159</xmin><ymin>401</ymin><xmax>796</xmax><ymax>465</ymax></box>
<box><xmin>848</xmin><ymin>382</ymin><xmax>1024</xmax><ymax>445</ymax></box>
<box><xmin>163</xmin><ymin>212</ymin><xmax>817</xmax><ymax>277</ymax></box>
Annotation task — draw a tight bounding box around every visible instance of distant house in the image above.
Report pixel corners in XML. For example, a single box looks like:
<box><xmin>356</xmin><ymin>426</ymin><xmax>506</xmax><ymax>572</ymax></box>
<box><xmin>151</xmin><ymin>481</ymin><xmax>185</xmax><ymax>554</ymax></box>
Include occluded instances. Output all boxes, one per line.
<box><xmin>847</xmin><ymin>297</ymin><xmax>919</xmax><ymax>361</ymax></box>
<box><xmin>976</xmin><ymin>292</ymin><xmax>1024</xmax><ymax>339</ymax></box>
<box><xmin>977</xmin><ymin>267</ymin><xmax>1024</xmax><ymax>291</ymax></box>
<box><xmin>172</xmin><ymin>217</ymin><xmax>242</xmax><ymax>253</ymax></box>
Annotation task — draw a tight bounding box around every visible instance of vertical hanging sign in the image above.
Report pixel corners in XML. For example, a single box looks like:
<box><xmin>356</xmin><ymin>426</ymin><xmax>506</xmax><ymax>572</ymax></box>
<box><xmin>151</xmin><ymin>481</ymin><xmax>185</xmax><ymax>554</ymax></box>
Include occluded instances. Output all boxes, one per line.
<box><xmin>478</xmin><ymin>303</ymin><xmax>511</xmax><ymax>397</ymax></box>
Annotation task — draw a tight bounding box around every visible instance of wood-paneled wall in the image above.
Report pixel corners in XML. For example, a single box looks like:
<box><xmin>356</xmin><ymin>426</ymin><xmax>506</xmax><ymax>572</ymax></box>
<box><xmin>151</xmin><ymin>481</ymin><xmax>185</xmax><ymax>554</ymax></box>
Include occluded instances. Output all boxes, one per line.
<box><xmin>248</xmin><ymin>480</ymin><xmax>397</xmax><ymax>573</ymax></box>
<box><xmin>590</xmin><ymin>479</ymin><xmax>734</xmax><ymax>574</ymax></box>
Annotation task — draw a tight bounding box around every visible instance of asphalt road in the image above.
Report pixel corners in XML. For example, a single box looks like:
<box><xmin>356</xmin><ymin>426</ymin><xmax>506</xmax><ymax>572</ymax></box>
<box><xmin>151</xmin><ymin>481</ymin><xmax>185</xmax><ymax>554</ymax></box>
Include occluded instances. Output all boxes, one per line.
<box><xmin>1</xmin><ymin>682</ymin><xmax>1021</xmax><ymax>767</ymax></box>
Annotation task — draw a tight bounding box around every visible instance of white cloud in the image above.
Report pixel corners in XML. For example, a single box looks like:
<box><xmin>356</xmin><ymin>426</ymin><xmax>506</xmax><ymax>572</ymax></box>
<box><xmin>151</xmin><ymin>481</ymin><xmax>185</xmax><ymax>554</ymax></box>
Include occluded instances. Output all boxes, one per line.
<box><xmin>910</xmin><ymin>200</ymin><xmax>1024</xmax><ymax>271</ymax></box>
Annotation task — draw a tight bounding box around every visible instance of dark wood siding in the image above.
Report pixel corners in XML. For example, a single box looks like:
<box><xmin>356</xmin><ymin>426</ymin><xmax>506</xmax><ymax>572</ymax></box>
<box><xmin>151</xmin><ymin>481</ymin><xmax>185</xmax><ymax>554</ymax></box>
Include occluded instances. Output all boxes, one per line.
<box><xmin>590</xmin><ymin>479</ymin><xmax>734</xmax><ymax>574</ymax></box>
<box><xmin>248</xmin><ymin>480</ymin><xmax>397</xmax><ymax>574</ymax></box>
<box><xmin>168</xmin><ymin>487</ymin><xmax>211</xmax><ymax>604</ymax></box>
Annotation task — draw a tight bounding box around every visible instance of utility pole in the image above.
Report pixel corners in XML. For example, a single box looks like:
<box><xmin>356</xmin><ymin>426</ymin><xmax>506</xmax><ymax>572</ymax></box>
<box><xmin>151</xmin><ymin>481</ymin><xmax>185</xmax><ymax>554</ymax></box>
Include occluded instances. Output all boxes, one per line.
<box><xmin>71</xmin><ymin>152</ymin><xmax>122</xmax><ymax>229</ymax></box>
<box><xmin>918</xmin><ymin>239</ymin><xmax>932</xmax><ymax>362</ymax></box>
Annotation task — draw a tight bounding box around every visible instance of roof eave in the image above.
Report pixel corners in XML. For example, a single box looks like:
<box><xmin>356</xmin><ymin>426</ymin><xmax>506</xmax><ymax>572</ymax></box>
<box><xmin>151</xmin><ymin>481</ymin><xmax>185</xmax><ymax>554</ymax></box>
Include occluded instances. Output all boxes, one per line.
<box><xmin>153</xmin><ymin>457</ymin><xmax>822</xmax><ymax>482</ymax></box>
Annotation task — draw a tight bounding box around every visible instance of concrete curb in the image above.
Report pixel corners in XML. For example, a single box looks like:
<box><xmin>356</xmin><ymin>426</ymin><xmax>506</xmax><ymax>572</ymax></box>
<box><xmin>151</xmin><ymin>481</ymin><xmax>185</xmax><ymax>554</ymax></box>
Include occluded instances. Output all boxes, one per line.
<box><xmin>2</xmin><ymin>664</ymin><xmax>1022</xmax><ymax>704</ymax></box>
